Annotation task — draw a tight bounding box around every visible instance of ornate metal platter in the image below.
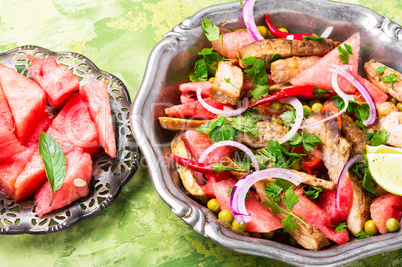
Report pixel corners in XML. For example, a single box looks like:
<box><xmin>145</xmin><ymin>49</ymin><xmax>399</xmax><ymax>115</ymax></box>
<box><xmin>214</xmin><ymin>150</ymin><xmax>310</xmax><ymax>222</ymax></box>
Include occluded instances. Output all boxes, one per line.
<box><xmin>0</xmin><ymin>46</ymin><xmax>140</xmax><ymax>234</ymax></box>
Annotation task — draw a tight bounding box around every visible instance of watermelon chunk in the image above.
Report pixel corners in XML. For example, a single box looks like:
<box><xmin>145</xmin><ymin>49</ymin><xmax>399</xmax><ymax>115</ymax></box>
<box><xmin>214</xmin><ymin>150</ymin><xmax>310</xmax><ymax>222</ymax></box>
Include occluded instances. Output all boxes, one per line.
<box><xmin>179</xmin><ymin>81</ymin><xmax>212</xmax><ymax>104</ymax></box>
<box><xmin>0</xmin><ymin>146</ymin><xmax>35</xmax><ymax>199</ymax></box>
<box><xmin>316</xmin><ymin>174</ymin><xmax>354</xmax><ymax>224</ymax></box>
<box><xmin>0</xmin><ymin>85</ymin><xmax>24</xmax><ymax>160</ymax></box>
<box><xmin>370</xmin><ymin>193</ymin><xmax>402</xmax><ymax>234</ymax></box>
<box><xmin>354</xmin><ymin>75</ymin><xmax>388</xmax><ymax>104</ymax></box>
<box><xmin>0</xmin><ymin>64</ymin><xmax>46</xmax><ymax>142</ymax></box>
<box><xmin>34</xmin><ymin>148</ymin><xmax>93</xmax><ymax>217</ymax></box>
<box><xmin>47</xmin><ymin>93</ymin><xmax>99</xmax><ymax>157</ymax></box>
<box><xmin>211</xmin><ymin>31</ymin><xmax>255</xmax><ymax>59</ymax></box>
<box><xmin>181</xmin><ymin>130</ymin><xmax>212</xmax><ymax>161</ymax></box>
<box><xmin>292</xmin><ymin>189</ymin><xmax>349</xmax><ymax>244</ymax></box>
<box><xmin>80</xmin><ymin>80</ymin><xmax>116</xmax><ymax>158</ymax></box>
<box><xmin>27</xmin><ymin>55</ymin><xmax>79</xmax><ymax>109</ymax></box>
<box><xmin>214</xmin><ymin>178</ymin><xmax>283</xmax><ymax>233</ymax></box>
<box><xmin>290</xmin><ymin>33</ymin><xmax>360</xmax><ymax>94</ymax></box>
<box><xmin>165</xmin><ymin>98</ymin><xmax>229</xmax><ymax>119</ymax></box>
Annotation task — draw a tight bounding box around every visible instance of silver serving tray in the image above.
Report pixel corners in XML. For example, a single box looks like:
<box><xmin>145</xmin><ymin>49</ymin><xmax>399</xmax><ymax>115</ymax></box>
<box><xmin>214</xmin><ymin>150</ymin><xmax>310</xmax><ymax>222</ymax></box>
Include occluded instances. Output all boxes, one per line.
<box><xmin>0</xmin><ymin>46</ymin><xmax>140</xmax><ymax>234</ymax></box>
<box><xmin>130</xmin><ymin>0</ymin><xmax>402</xmax><ymax>266</ymax></box>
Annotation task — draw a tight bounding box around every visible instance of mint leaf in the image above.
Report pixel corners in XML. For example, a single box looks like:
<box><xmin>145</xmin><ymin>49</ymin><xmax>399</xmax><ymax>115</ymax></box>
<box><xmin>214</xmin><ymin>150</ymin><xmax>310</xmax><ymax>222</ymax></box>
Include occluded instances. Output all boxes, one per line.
<box><xmin>202</xmin><ymin>18</ymin><xmax>220</xmax><ymax>41</ymax></box>
<box><xmin>338</xmin><ymin>43</ymin><xmax>353</xmax><ymax>64</ymax></box>
<box><xmin>303</xmin><ymin>186</ymin><xmax>323</xmax><ymax>201</ymax></box>
<box><xmin>38</xmin><ymin>132</ymin><xmax>67</xmax><ymax>204</ymax></box>
<box><xmin>381</xmin><ymin>73</ymin><xmax>398</xmax><ymax>90</ymax></box>
<box><xmin>375</xmin><ymin>66</ymin><xmax>386</xmax><ymax>74</ymax></box>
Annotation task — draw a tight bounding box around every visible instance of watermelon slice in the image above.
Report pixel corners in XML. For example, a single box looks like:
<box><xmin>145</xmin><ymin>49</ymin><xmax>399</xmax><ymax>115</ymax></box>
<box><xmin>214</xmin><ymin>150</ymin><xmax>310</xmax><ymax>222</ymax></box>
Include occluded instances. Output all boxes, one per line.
<box><xmin>316</xmin><ymin>175</ymin><xmax>354</xmax><ymax>224</ymax></box>
<box><xmin>165</xmin><ymin>98</ymin><xmax>228</xmax><ymax>119</ymax></box>
<box><xmin>214</xmin><ymin>178</ymin><xmax>283</xmax><ymax>233</ymax></box>
<box><xmin>0</xmin><ymin>85</ymin><xmax>24</xmax><ymax>160</ymax></box>
<box><xmin>211</xmin><ymin>31</ymin><xmax>255</xmax><ymax>59</ymax></box>
<box><xmin>181</xmin><ymin>130</ymin><xmax>212</xmax><ymax>160</ymax></box>
<box><xmin>370</xmin><ymin>193</ymin><xmax>402</xmax><ymax>234</ymax></box>
<box><xmin>292</xmin><ymin>189</ymin><xmax>349</xmax><ymax>244</ymax></box>
<box><xmin>354</xmin><ymin>75</ymin><xmax>388</xmax><ymax>103</ymax></box>
<box><xmin>27</xmin><ymin>55</ymin><xmax>79</xmax><ymax>109</ymax></box>
<box><xmin>80</xmin><ymin>80</ymin><xmax>116</xmax><ymax>158</ymax></box>
<box><xmin>0</xmin><ymin>64</ymin><xmax>46</xmax><ymax>142</ymax></box>
<box><xmin>0</xmin><ymin>146</ymin><xmax>35</xmax><ymax>199</ymax></box>
<box><xmin>290</xmin><ymin>33</ymin><xmax>360</xmax><ymax>94</ymax></box>
<box><xmin>34</xmin><ymin>148</ymin><xmax>93</xmax><ymax>217</ymax></box>
<box><xmin>47</xmin><ymin>93</ymin><xmax>99</xmax><ymax>157</ymax></box>
<box><xmin>179</xmin><ymin>81</ymin><xmax>212</xmax><ymax>104</ymax></box>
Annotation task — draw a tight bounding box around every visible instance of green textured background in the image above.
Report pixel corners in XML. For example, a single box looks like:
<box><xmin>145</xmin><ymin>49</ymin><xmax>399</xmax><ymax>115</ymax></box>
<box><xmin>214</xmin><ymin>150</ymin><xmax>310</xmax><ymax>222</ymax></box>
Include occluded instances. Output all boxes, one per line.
<box><xmin>0</xmin><ymin>0</ymin><xmax>401</xmax><ymax>266</ymax></box>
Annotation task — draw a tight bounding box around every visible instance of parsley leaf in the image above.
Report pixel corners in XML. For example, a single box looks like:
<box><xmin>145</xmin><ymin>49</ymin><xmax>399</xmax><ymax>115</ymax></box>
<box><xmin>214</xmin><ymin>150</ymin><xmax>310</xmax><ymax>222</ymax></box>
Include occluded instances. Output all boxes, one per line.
<box><xmin>356</xmin><ymin>230</ymin><xmax>371</xmax><ymax>239</ymax></box>
<box><xmin>190</xmin><ymin>48</ymin><xmax>222</xmax><ymax>82</ymax></box>
<box><xmin>303</xmin><ymin>34</ymin><xmax>326</xmax><ymax>41</ymax></box>
<box><xmin>257</xmin><ymin>141</ymin><xmax>303</xmax><ymax>169</ymax></box>
<box><xmin>242</xmin><ymin>56</ymin><xmax>269</xmax><ymax>87</ymax></box>
<box><xmin>381</xmin><ymin>73</ymin><xmax>398</xmax><ymax>90</ymax></box>
<box><xmin>333</xmin><ymin>222</ymin><xmax>348</xmax><ymax>232</ymax></box>
<box><xmin>224</xmin><ymin>78</ymin><xmax>241</xmax><ymax>90</ymax></box>
<box><xmin>268</xmin><ymin>53</ymin><xmax>281</xmax><ymax>64</ymax></box>
<box><xmin>332</xmin><ymin>96</ymin><xmax>370</xmax><ymax>131</ymax></box>
<box><xmin>233</xmin><ymin>158</ymin><xmax>251</xmax><ymax>172</ymax></box>
<box><xmin>250</xmin><ymin>85</ymin><xmax>269</xmax><ymax>100</ymax></box>
<box><xmin>375</xmin><ymin>65</ymin><xmax>386</xmax><ymax>74</ymax></box>
<box><xmin>350</xmin><ymin>153</ymin><xmax>376</xmax><ymax>194</ymax></box>
<box><xmin>303</xmin><ymin>186</ymin><xmax>323</xmax><ymax>201</ymax></box>
<box><xmin>288</xmin><ymin>130</ymin><xmax>321</xmax><ymax>151</ymax></box>
<box><xmin>202</xmin><ymin>18</ymin><xmax>220</xmax><ymax>41</ymax></box>
<box><xmin>366</xmin><ymin>129</ymin><xmax>390</xmax><ymax>146</ymax></box>
<box><xmin>264</xmin><ymin>182</ymin><xmax>283</xmax><ymax>202</ymax></box>
<box><xmin>228</xmin><ymin>185</ymin><xmax>249</xmax><ymax>200</ymax></box>
<box><xmin>338</xmin><ymin>43</ymin><xmax>353</xmax><ymax>64</ymax></box>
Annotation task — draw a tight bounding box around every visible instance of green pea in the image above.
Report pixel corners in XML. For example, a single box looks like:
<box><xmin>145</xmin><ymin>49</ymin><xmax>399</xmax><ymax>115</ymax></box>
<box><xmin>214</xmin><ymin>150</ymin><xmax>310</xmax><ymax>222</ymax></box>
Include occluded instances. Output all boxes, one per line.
<box><xmin>386</xmin><ymin>218</ymin><xmax>400</xmax><ymax>232</ymax></box>
<box><xmin>269</xmin><ymin>100</ymin><xmax>282</xmax><ymax>111</ymax></box>
<box><xmin>388</xmin><ymin>96</ymin><xmax>398</xmax><ymax>105</ymax></box>
<box><xmin>207</xmin><ymin>198</ymin><xmax>220</xmax><ymax>214</ymax></box>
<box><xmin>232</xmin><ymin>219</ymin><xmax>247</xmax><ymax>231</ymax></box>
<box><xmin>364</xmin><ymin>220</ymin><xmax>378</xmax><ymax>236</ymax></box>
<box><xmin>261</xmin><ymin>231</ymin><xmax>275</xmax><ymax>239</ymax></box>
<box><xmin>397</xmin><ymin>102</ymin><xmax>402</xmax><ymax>111</ymax></box>
<box><xmin>309</xmin><ymin>99</ymin><xmax>321</xmax><ymax>107</ymax></box>
<box><xmin>250</xmin><ymin>98</ymin><xmax>257</xmax><ymax>105</ymax></box>
<box><xmin>303</xmin><ymin>105</ymin><xmax>312</xmax><ymax>116</ymax></box>
<box><xmin>311</xmin><ymin>102</ymin><xmax>323</xmax><ymax>113</ymax></box>
<box><xmin>218</xmin><ymin>209</ymin><xmax>234</xmax><ymax>224</ymax></box>
<box><xmin>257</xmin><ymin>26</ymin><xmax>268</xmax><ymax>39</ymax></box>
<box><xmin>278</xmin><ymin>27</ymin><xmax>289</xmax><ymax>33</ymax></box>
<box><xmin>271</xmin><ymin>117</ymin><xmax>284</xmax><ymax>125</ymax></box>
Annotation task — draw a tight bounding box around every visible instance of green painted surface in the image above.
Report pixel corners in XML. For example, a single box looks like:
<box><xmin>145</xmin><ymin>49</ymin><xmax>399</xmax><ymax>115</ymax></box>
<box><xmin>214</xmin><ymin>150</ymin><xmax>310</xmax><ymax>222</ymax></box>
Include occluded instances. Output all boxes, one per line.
<box><xmin>0</xmin><ymin>0</ymin><xmax>400</xmax><ymax>266</ymax></box>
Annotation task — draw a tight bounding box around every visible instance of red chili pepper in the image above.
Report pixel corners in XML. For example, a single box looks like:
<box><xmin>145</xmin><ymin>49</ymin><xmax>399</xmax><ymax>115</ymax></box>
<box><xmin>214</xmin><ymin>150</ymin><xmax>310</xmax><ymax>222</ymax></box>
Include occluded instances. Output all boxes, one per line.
<box><xmin>265</xmin><ymin>14</ymin><xmax>313</xmax><ymax>40</ymax></box>
<box><xmin>168</xmin><ymin>153</ymin><xmax>248</xmax><ymax>175</ymax></box>
<box><xmin>302</xmin><ymin>147</ymin><xmax>324</xmax><ymax>175</ymax></box>
<box><xmin>249</xmin><ymin>85</ymin><xmax>332</xmax><ymax>109</ymax></box>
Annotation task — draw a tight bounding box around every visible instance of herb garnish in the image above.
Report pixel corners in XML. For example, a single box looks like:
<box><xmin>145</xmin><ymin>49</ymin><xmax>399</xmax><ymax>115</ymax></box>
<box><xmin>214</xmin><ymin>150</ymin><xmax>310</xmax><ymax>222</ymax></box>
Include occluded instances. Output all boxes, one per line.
<box><xmin>224</xmin><ymin>78</ymin><xmax>241</xmax><ymax>90</ymax></box>
<box><xmin>356</xmin><ymin>230</ymin><xmax>371</xmax><ymax>239</ymax></box>
<box><xmin>338</xmin><ymin>43</ymin><xmax>353</xmax><ymax>64</ymax></box>
<box><xmin>263</xmin><ymin>188</ymin><xmax>308</xmax><ymax>232</ymax></box>
<box><xmin>287</xmin><ymin>130</ymin><xmax>321</xmax><ymax>152</ymax></box>
<box><xmin>381</xmin><ymin>73</ymin><xmax>398</xmax><ymax>90</ymax></box>
<box><xmin>303</xmin><ymin>186</ymin><xmax>323</xmax><ymax>201</ymax></box>
<box><xmin>256</xmin><ymin>141</ymin><xmax>303</xmax><ymax>170</ymax></box>
<box><xmin>365</xmin><ymin>129</ymin><xmax>390</xmax><ymax>146</ymax></box>
<box><xmin>38</xmin><ymin>132</ymin><xmax>67</xmax><ymax>205</ymax></box>
<box><xmin>242</xmin><ymin>56</ymin><xmax>271</xmax><ymax>100</ymax></box>
<box><xmin>202</xmin><ymin>18</ymin><xmax>220</xmax><ymax>41</ymax></box>
<box><xmin>279</xmin><ymin>105</ymin><xmax>309</xmax><ymax>127</ymax></box>
<box><xmin>303</xmin><ymin>34</ymin><xmax>326</xmax><ymax>41</ymax></box>
<box><xmin>332</xmin><ymin>96</ymin><xmax>370</xmax><ymax>131</ymax></box>
<box><xmin>190</xmin><ymin>48</ymin><xmax>222</xmax><ymax>82</ymax></box>
<box><xmin>332</xmin><ymin>222</ymin><xmax>348</xmax><ymax>232</ymax></box>
<box><xmin>350</xmin><ymin>153</ymin><xmax>376</xmax><ymax>194</ymax></box>
<box><xmin>375</xmin><ymin>66</ymin><xmax>386</xmax><ymax>74</ymax></box>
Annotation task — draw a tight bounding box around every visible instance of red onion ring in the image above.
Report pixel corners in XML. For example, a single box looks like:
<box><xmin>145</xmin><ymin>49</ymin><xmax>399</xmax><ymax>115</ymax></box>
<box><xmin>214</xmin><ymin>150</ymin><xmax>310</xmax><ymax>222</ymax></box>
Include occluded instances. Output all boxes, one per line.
<box><xmin>329</xmin><ymin>65</ymin><xmax>377</xmax><ymax>127</ymax></box>
<box><xmin>278</xmin><ymin>97</ymin><xmax>303</xmax><ymax>143</ymax></box>
<box><xmin>198</xmin><ymin>140</ymin><xmax>259</xmax><ymax>171</ymax></box>
<box><xmin>320</xmin><ymin>26</ymin><xmax>333</xmax><ymax>38</ymax></box>
<box><xmin>243</xmin><ymin>0</ymin><xmax>264</xmax><ymax>41</ymax></box>
<box><xmin>197</xmin><ymin>86</ymin><xmax>249</xmax><ymax>117</ymax></box>
<box><xmin>335</xmin><ymin>154</ymin><xmax>364</xmax><ymax>209</ymax></box>
<box><xmin>230</xmin><ymin>168</ymin><xmax>304</xmax><ymax>224</ymax></box>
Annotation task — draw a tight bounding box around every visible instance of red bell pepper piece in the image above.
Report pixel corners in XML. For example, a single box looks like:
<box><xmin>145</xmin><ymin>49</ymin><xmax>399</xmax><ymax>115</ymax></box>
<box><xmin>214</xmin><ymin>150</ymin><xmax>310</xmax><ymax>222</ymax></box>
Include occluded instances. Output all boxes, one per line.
<box><xmin>265</xmin><ymin>14</ymin><xmax>313</xmax><ymax>40</ymax></box>
<box><xmin>302</xmin><ymin>147</ymin><xmax>324</xmax><ymax>175</ymax></box>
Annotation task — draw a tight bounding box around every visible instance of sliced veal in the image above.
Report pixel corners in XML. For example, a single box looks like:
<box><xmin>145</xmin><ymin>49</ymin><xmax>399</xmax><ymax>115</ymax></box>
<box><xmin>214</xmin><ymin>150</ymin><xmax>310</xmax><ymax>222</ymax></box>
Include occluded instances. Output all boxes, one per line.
<box><xmin>80</xmin><ymin>80</ymin><xmax>116</xmax><ymax>158</ymax></box>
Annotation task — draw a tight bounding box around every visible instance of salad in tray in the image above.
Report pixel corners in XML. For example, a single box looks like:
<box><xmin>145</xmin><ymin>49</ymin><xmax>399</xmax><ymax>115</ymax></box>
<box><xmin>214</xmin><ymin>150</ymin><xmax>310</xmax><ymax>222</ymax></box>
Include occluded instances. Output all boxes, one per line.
<box><xmin>158</xmin><ymin>0</ymin><xmax>402</xmax><ymax>250</ymax></box>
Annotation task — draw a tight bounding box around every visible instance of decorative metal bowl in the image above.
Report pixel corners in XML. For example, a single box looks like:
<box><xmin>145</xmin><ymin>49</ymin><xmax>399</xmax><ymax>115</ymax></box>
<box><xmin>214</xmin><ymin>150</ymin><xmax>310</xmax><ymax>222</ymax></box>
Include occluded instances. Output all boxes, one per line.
<box><xmin>0</xmin><ymin>46</ymin><xmax>140</xmax><ymax>234</ymax></box>
<box><xmin>130</xmin><ymin>0</ymin><xmax>401</xmax><ymax>265</ymax></box>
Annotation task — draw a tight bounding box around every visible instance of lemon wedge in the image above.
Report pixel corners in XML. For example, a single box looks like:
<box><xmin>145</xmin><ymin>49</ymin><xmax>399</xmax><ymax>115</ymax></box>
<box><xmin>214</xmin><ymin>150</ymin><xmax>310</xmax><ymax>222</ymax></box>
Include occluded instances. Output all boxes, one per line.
<box><xmin>367</xmin><ymin>153</ymin><xmax>402</xmax><ymax>195</ymax></box>
<box><xmin>366</xmin><ymin>145</ymin><xmax>402</xmax><ymax>154</ymax></box>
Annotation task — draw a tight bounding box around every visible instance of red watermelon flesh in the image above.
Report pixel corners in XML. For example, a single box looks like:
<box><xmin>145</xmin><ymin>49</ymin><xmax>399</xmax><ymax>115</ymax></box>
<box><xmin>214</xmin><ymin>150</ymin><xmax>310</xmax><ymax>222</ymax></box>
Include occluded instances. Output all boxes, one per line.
<box><xmin>211</xmin><ymin>31</ymin><xmax>255</xmax><ymax>59</ymax></box>
<box><xmin>165</xmin><ymin>98</ymin><xmax>228</xmax><ymax>119</ymax></box>
<box><xmin>34</xmin><ymin>148</ymin><xmax>93</xmax><ymax>217</ymax></box>
<box><xmin>80</xmin><ymin>80</ymin><xmax>116</xmax><ymax>158</ymax></box>
<box><xmin>316</xmin><ymin>174</ymin><xmax>354</xmax><ymax>224</ymax></box>
<box><xmin>0</xmin><ymin>64</ymin><xmax>46</xmax><ymax>142</ymax></box>
<box><xmin>27</xmin><ymin>55</ymin><xmax>79</xmax><ymax>109</ymax></box>
<box><xmin>354</xmin><ymin>75</ymin><xmax>388</xmax><ymax>104</ymax></box>
<box><xmin>290</xmin><ymin>33</ymin><xmax>360</xmax><ymax>94</ymax></box>
<box><xmin>214</xmin><ymin>178</ymin><xmax>283</xmax><ymax>233</ymax></box>
<box><xmin>0</xmin><ymin>85</ymin><xmax>24</xmax><ymax>160</ymax></box>
<box><xmin>47</xmin><ymin>93</ymin><xmax>99</xmax><ymax>157</ymax></box>
<box><xmin>370</xmin><ymin>193</ymin><xmax>402</xmax><ymax>234</ymax></box>
<box><xmin>292</xmin><ymin>189</ymin><xmax>349</xmax><ymax>244</ymax></box>
<box><xmin>181</xmin><ymin>130</ymin><xmax>212</xmax><ymax>161</ymax></box>
<box><xmin>179</xmin><ymin>81</ymin><xmax>212</xmax><ymax>104</ymax></box>
<box><xmin>0</xmin><ymin>146</ymin><xmax>35</xmax><ymax>199</ymax></box>
<box><xmin>23</xmin><ymin>112</ymin><xmax>52</xmax><ymax>146</ymax></box>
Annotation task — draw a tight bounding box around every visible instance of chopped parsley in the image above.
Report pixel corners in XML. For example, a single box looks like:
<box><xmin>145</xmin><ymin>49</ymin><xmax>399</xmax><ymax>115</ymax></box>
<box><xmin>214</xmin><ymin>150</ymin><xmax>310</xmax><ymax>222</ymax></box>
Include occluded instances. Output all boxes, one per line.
<box><xmin>280</xmin><ymin>105</ymin><xmax>309</xmax><ymax>127</ymax></box>
<box><xmin>332</xmin><ymin>222</ymin><xmax>348</xmax><ymax>232</ymax></box>
<box><xmin>375</xmin><ymin>65</ymin><xmax>386</xmax><ymax>74</ymax></box>
<box><xmin>242</xmin><ymin>56</ymin><xmax>271</xmax><ymax>101</ymax></box>
<box><xmin>366</xmin><ymin>129</ymin><xmax>390</xmax><ymax>146</ymax></box>
<box><xmin>303</xmin><ymin>186</ymin><xmax>323</xmax><ymax>201</ymax></box>
<box><xmin>250</xmin><ymin>85</ymin><xmax>269</xmax><ymax>100</ymax></box>
<box><xmin>381</xmin><ymin>73</ymin><xmax>398</xmax><ymax>90</ymax></box>
<box><xmin>202</xmin><ymin>18</ymin><xmax>220</xmax><ymax>41</ymax></box>
<box><xmin>338</xmin><ymin>43</ymin><xmax>353</xmax><ymax>64</ymax></box>
<box><xmin>356</xmin><ymin>230</ymin><xmax>371</xmax><ymax>239</ymax></box>
<box><xmin>189</xmin><ymin>48</ymin><xmax>223</xmax><ymax>82</ymax></box>
<box><xmin>287</xmin><ymin>130</ymin><xmax>321</xmax><ymax>151</ymax></box>
<box><xmin>256</xmin><ymin>141</ymin><xmax>303</xmax><ymax>170</ymax></box>
<box><xmin>350</xmin><ymin>153</ymin><xmax>376</xmax><ymax>194</ymax></box>
<box><xmin>268</xmin><ymin>53</ymin><xmax>281</xmax><ymax>64</ymax></box>
<box><xmin>303</xmin><ymin>34</ymin><xmax>326</xmax><ymax>41</ymax></box>
<box><xmin>332</xmin><ymin>96</ymin><xmax>370</xmax><ymax>131</ymax></box>
<box><xmin>264</xmin><ymin>182</ymin><xmax>283</xmax><ymax>202</ymax></box>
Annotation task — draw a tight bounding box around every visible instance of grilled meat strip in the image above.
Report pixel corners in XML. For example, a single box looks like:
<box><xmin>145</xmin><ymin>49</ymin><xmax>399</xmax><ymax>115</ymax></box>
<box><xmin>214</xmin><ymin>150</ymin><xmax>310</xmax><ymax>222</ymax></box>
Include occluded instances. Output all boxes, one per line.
<box><xmin>235</xmin><ymin>38</ymin><xmax>339</xmax><ymax>69</ymax></box>
<box><xmin>271</xmin><ymin>56</ymin><xmax>321</xmax><ymax>84</ymax></box>
<box><xmin>364</xmin><ymin>60</ymin><xmax>402</xmax><ymax>101</ymax></box>
<box><xmin>340</xmin><ymin>114</ymin><xmax>369</xmax><ymax>154</ymax></box>
<box><xmin>374</xmin><ymin>111</ymin><xmax>402</xmax><ymax>148</ymax></box>
<box><xmin>210</xmin><ymin>61</ymin><xmax>243</xmax><ymax>105</ymax></box>
<box><xmin>236</xmin><ymin>121</ymin><xmax>288</xmax><ymax>149</ymax></box>
<box><xmin>159</xmin><ymin>117</ymin><xmax>208</xmax><ymax>131</ymax></box>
